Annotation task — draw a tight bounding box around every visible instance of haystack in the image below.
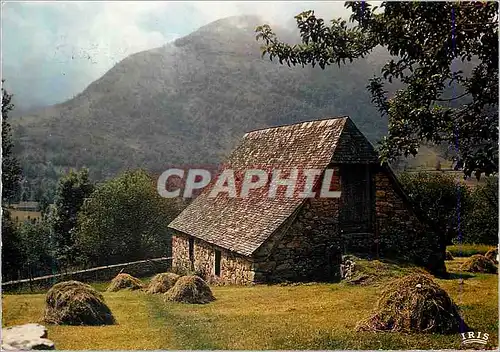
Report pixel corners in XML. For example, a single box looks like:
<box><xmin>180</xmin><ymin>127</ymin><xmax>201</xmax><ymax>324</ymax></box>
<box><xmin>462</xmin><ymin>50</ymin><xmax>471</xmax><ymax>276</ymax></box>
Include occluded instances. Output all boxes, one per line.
<box><xmin>106</xmin><ymin>273</ymin><xmax>143</xmax><ymax>292</ymax></box>
<box><xmin>44</xmin><ymin>280</ymin><xmax>115</xmax><ymax>325</ymax></box>
<box><xmin>460</xmin><ymin>254</ymin><xmax>497</xmax><ymax>273</ymax></box>
<box><xmin>146</xmin><ymin>272</ymin><xmax>180</xmax><ymax>294</ymax></box>
<box><xmin>164</xmin><ymin>275</ymin><xmax>215</xmax><ymax>304</ymax></box>
<box><xmin>356</xmin><ymin>273</ymin><xmax>466</xmax><ymax>334</ymax></box>
<box><xmin>445</xmin><ymin>250</ymin><xmax>454</xmax><ymax>260</ymax></box>
<box><xmin>485</xmin><ymin>248</ymin><xmax>498</xmax><ymax>264</ymax></box>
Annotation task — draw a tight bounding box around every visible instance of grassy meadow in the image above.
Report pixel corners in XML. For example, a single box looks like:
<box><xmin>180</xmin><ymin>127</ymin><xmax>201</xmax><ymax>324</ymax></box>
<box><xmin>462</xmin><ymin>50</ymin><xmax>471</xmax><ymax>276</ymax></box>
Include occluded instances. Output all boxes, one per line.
<box><xmin>448</xmin><ymin>244</ymin><xmax>494</xmax><ymax>257</ymax></box>
<box><xmin>2</xmin><ymin>257</ymin><xmax>498</xmax><ymax>350</ymax></box>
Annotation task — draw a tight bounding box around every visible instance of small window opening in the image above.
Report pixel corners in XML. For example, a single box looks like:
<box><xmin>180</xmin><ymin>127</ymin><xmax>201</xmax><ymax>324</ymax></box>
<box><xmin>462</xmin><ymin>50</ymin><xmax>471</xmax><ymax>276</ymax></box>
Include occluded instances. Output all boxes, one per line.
<box><xmin>214</xmin><ymin>250</ymin><xmax>221</xmax><ymax>276</ymax></box>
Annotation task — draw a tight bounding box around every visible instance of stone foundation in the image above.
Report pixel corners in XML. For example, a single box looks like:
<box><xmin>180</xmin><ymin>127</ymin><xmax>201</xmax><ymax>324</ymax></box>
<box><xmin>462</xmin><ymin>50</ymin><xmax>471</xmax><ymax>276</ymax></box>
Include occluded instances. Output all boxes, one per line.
<box><xmin>171</xmin><ymin>233</ymin><xmax>254</xmax><ymax>285</ymax></box>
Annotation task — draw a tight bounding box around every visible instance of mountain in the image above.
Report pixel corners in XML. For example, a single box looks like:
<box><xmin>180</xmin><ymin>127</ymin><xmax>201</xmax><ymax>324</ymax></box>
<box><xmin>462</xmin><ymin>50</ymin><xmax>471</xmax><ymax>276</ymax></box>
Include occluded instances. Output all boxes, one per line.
<box><xmin>12</xmin><ymin>15</ymin><xmax>391</xmax><ymax>195</ymax></box>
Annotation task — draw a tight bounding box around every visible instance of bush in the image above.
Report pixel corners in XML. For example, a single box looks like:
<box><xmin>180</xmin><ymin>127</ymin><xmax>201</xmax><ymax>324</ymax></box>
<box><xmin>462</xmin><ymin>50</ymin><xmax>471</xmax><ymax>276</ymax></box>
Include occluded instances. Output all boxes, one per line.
<box><xmin>75</xmin><ymin>169</ymin><xmax>184</xmax><ymax>266</ymax></box>
<box><xmin>463</xmin><ymin>177</ymin><xmax>498</xmax><ymax>245</ymax></box>
<box><xmin>399</xmin><ymin>172</ymin><xmax>470</xmax><ymax>245</ymax></box>
<box><xmin>399</xmin><ymin>172</ymin><xmax>498</xmax><ymax>246</ymax></box>
<box><xmin>378</xmin><ymin>218</ymin><xmax>446</xmax><ymax>276</ymax></box>
<box><xmin>44</xmin><ymin>280</ymin><xmax>115</xmax><ymax>325</ymax></box>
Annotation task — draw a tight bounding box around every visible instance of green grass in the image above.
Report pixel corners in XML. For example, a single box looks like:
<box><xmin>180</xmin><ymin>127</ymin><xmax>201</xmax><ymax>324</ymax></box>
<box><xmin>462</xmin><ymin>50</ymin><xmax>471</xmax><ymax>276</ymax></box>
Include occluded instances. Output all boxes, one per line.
<box><xmin>2</xmin><ymin>259</ymin><xmax>498</xmax><ymax>350</ymax></box>
<box><xmin>448</xmin><ymin>244</ymin><xmax>495</xmax><ymax>257</ymax></box>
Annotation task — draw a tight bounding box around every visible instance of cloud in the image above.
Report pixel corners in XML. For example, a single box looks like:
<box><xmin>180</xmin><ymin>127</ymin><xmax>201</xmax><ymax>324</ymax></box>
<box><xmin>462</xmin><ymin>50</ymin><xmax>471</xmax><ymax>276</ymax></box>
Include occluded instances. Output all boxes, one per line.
<box><xmin>1</xmin><ymin>1</ymin><xmax>355</xmax><ymax>110</ymax></box>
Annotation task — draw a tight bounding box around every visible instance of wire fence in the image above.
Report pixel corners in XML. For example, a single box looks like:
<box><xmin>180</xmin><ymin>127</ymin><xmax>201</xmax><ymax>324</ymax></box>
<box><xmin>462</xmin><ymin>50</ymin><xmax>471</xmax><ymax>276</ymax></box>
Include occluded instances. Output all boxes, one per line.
<box><xmin>1</xmin><ymin>257</ymin><xmax>172</xmax><ymax>290</ymax></box>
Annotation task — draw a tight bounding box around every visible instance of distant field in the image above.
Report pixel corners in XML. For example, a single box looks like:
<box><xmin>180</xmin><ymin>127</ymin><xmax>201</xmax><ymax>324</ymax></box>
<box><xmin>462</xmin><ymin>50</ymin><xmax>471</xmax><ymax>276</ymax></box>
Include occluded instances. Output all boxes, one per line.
<box><xmin>448</xmin><ymin>244</ymin><xmax>496</xmax><ymax>257</ymax></box>
<box><xmin>2</xmin><ymin>258</ymin><xmax>498</xmax><ymax>350</ymax></box>
<box><xmin>403</xmin><ymin>169</ymin><xmax>491</xmax><ymax>189</ymax></box>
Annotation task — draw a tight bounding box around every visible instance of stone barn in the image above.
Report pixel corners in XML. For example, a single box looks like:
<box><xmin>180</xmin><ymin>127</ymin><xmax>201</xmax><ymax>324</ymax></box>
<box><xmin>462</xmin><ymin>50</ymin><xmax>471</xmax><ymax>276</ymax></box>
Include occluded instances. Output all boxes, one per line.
<box><xmin>168</xmin><ymin>117</ymin><xmax>445</xmax><ymax>285</ymax></box>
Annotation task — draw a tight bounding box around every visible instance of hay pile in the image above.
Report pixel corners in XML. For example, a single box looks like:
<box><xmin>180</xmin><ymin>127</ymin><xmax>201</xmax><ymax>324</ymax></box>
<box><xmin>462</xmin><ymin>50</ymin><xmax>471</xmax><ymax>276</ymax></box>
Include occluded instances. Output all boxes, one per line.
<box><xmin>445</xmin><ymin>250</ymin><xmax>454</xmax><ymax>260</ymax></box>
<box><xmin>106</xmin><ymin>273</ymin><xmax>143</xmax><ymax>292</ymax></box>
<box><xmin>44</xmin><ymin>280</ymin><xmax>115</xmax><ymax>325</ymax></box>
<box><xmin>485</xmin><ymin>248</ymin><xmax>498</xmax><ymax>264</ymax></box>
<box><xmin>356</xmin><ymin>273</ymin><xmax>466</xmax><ymax>334</ymax></box>
<box><xmin>164</xmin><ymin>275</ymin><xmax>215</xmax><ymax>304</ymax></box>
<box><xmin>460</xmin><ymin>254</ymin><xmax>497</xmax><ymax>273</ymax></box>
<box><xmin>146</xmin><ymin>272</ymin><xmax>180</xmax><ymax>294</ymax></box>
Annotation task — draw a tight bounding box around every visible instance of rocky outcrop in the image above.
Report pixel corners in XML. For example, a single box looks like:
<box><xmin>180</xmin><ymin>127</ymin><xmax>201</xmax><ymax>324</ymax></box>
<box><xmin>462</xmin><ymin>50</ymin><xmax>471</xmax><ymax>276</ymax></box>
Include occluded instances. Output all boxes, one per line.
<box><xmin>2</xmin><ymin>323</ymin><xmax>55</xmax><ymax>350</ymax></box>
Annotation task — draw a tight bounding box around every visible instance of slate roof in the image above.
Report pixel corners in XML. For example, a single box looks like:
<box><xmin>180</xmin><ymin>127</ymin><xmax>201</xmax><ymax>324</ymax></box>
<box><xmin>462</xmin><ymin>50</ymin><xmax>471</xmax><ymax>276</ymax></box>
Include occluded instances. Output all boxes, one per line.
<box><xmin>168</xmin><ymin>116</ymin><xmax>378</xmax><ymax>256</ymax></box>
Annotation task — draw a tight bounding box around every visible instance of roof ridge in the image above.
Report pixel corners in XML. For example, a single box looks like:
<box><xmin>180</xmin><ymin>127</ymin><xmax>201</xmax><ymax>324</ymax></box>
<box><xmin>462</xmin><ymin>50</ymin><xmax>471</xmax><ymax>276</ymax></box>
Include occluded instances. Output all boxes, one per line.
<box><xmin>243</xmin><ymin>116</ymin><xmax>349</xmax><ymax>137</ymax></box>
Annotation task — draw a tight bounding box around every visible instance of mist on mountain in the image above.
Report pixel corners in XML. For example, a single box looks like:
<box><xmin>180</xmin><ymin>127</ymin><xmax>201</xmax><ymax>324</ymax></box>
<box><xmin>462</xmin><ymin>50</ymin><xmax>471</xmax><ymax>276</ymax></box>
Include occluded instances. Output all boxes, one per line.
<box><xmin>12</xmin><ymin>15</ymin><xmax>391</xmax><ymax>193</ymax></box>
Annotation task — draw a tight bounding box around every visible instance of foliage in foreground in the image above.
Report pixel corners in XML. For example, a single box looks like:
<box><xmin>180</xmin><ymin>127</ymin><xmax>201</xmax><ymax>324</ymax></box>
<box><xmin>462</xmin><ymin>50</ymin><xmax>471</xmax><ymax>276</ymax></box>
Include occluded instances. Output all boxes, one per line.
<box><xmin>257</xmin><ymin>1</ymin><xmax>498</xmax><ymax>178</ymax></box>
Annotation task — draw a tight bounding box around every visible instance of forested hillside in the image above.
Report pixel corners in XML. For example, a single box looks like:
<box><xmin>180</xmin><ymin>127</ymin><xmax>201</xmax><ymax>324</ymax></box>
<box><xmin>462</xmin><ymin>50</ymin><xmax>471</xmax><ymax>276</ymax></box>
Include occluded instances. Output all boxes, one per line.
<box><xmin>12</xmin><ymin>15</ymin><xmax>394</xmax><ymax>197</ymax></box>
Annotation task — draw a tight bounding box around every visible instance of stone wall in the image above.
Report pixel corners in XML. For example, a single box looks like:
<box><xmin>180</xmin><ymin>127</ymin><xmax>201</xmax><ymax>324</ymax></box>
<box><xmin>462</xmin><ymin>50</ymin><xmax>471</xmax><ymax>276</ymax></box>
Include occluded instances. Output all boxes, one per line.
<box><xmin>171</xmin><ymin>164</ymin><xmax>446</xmax><ymax>284</ymax></box>
<box><xmin>252</xmin><ymin>168</ymin><xmax>343</xmax><ymax>283</ymax></box>
<box><xmin>171</xmin><ymin>233</ymin><xmax>254</xmax><ymax>285</ymax></box>
<box><xmin>375</xmin><ymin>169</ymin><xmax>418</xmax><ymax>231</ymax></box>
<box><xmin>374</xmin><ymin>167</ymin><xmax>446</xmax><ymax>275</ymax></box>
<box><xmin>253</xmin><ymin>197</ymin><xmax>343</xmax><ymax>283</ymax></box>
<box><xmin>171</xmin><ymin>235</ymin><xmax>191</xmax><ymax>271</ymax></box>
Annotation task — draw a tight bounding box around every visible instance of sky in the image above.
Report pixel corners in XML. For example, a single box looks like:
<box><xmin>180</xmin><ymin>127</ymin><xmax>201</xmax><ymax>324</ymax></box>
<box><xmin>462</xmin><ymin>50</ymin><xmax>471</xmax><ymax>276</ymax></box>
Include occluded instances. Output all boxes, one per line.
<box><xmin>2</xmin><ymin>1</ymin><xmax>355</xmax><ymax>111</ymax></box>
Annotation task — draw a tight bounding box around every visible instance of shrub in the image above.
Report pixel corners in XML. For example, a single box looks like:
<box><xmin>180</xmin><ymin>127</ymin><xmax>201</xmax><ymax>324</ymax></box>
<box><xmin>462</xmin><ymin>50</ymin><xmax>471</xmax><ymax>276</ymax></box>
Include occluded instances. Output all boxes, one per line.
<box><xmin>463</xmin><ymin>177</ymin><xmax>498</xmax><ymax>245</ymax></box>
<box><xmin>399</xmin><ymin>172</ymin><xmax>470</xmax><ymax>245</ymax></box>
<box><xmin>378</xmin><ymin>218</ymin><xmax>446</xmax><ymax>276</ymax></box>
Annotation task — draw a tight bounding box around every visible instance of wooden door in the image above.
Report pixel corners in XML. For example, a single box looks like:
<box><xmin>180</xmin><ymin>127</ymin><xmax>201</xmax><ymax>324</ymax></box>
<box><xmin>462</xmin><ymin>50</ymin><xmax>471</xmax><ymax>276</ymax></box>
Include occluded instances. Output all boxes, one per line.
<box><xmin>339</xmin><ymin>164</ymin><xmax>374</xmax><ymax>234</ymax></box>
